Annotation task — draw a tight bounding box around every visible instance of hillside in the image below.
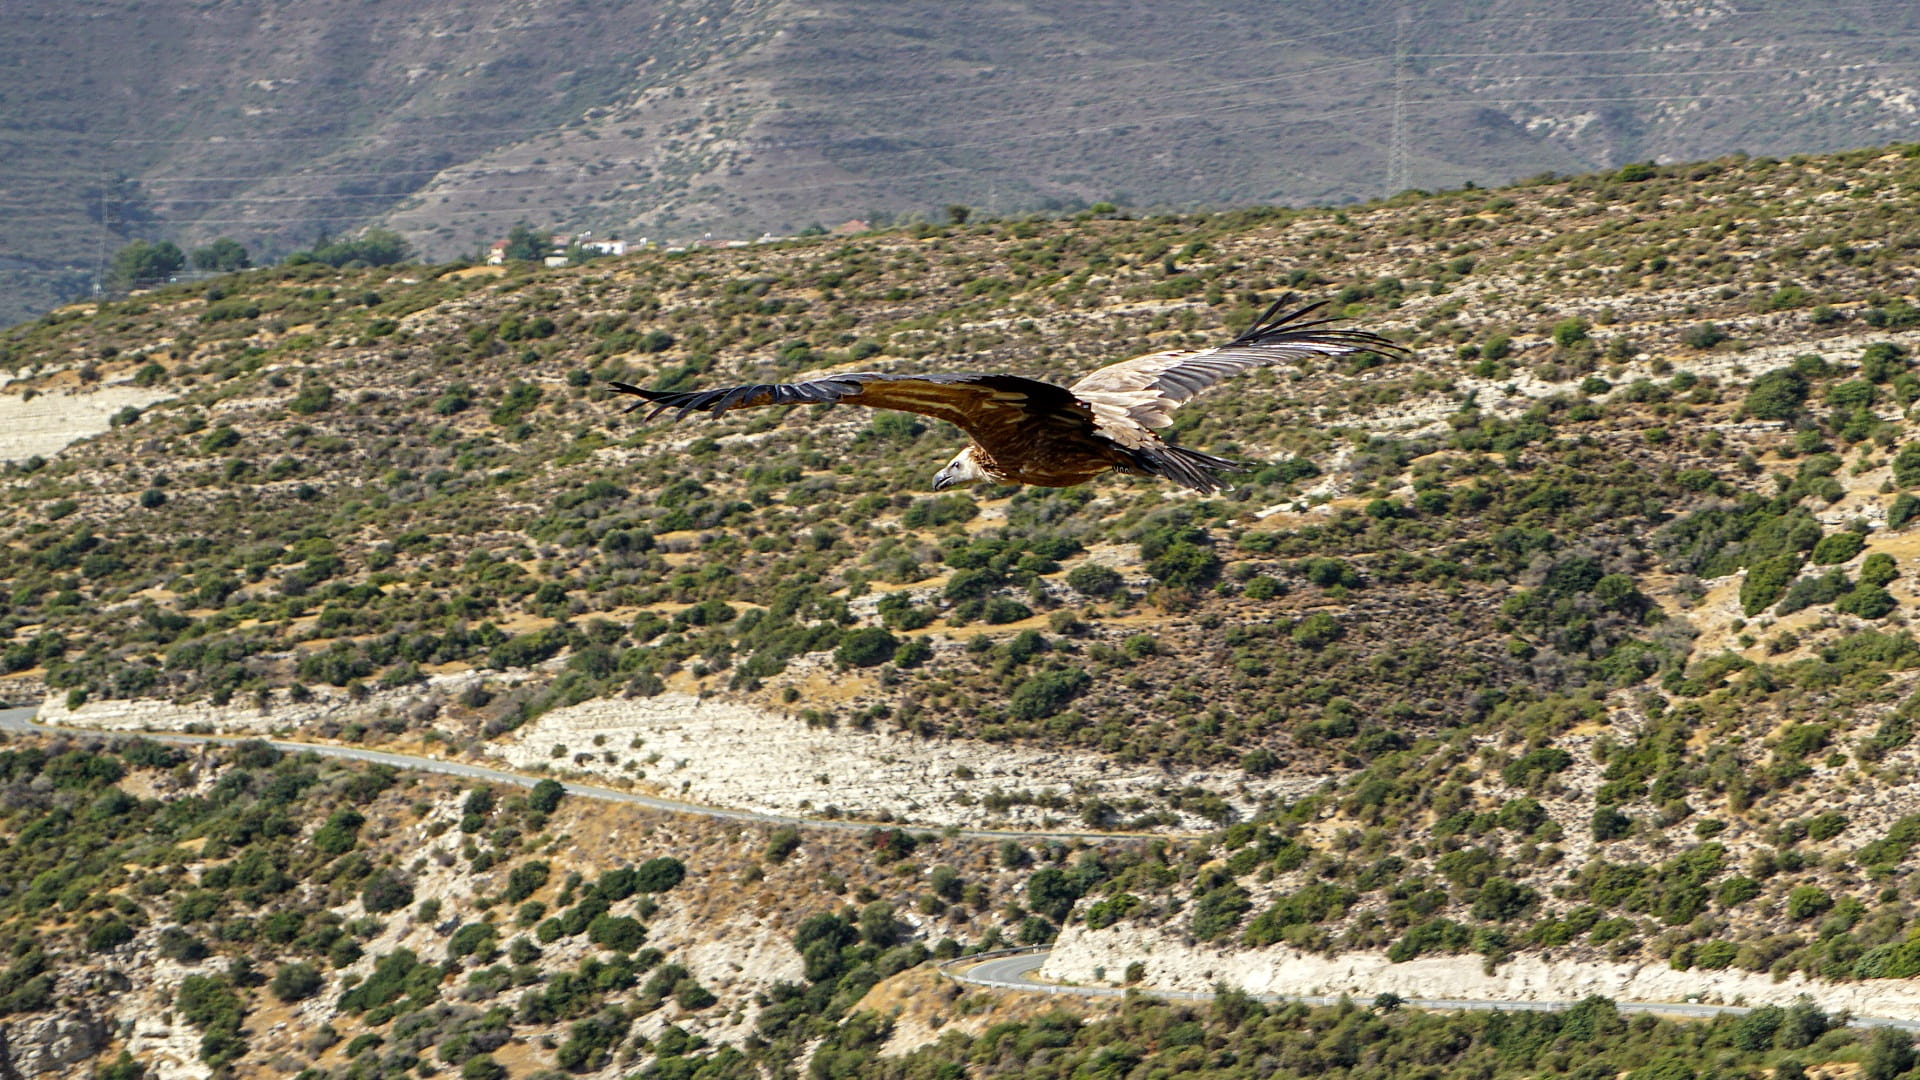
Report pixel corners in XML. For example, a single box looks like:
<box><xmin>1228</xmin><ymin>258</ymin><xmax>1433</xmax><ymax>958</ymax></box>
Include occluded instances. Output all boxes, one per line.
<box><xmin>11</xmin><ymin>145</ymin><xmax>1920</xmax><ymax>1075</ymax></box>
<box><xmin>10</xmin><ymin>0</ymin><xmax>1920</xmax><ymax>324</ymax></box>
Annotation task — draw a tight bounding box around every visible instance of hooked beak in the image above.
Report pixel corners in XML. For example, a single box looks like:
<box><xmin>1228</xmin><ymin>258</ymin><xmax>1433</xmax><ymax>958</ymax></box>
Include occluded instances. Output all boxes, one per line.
<box><xmin>930</xmin><ymin>469</ymin><xmax>957</xmax><ymax>492</ymax></box>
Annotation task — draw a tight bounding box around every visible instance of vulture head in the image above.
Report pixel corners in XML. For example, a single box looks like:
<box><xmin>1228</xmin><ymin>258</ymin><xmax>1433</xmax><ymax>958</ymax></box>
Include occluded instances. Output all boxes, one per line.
<box><xmin>931</xmin><ymin>446</ymin><xmax>988</xmax><ymax>491</ymax></box>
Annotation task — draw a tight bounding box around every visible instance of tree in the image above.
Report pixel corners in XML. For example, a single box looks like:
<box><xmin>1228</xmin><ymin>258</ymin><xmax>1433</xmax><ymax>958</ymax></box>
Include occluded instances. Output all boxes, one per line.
<box><xmin>190</xmin><ymin>238</ymin><xmax>251</xmax><ymax>272</ymax></box>
<box><xmin>858</xmin><ymin>901</ymin><xmax>903</xmax><ymax>946</ymax></box>
<box><xmin>502</xmin><ymin>224</ymin><xmax>547</xmax><ymax>262</ymax></box>
<box><xmin>108</xmin><ymin>240</ymin><xmax>185</xmax><ymax>290</ymax></box>
<box><xmin>306</xmin><ymin>227</ymin><xmax>412</xmax><ymax>267</ymax></box>
<box><xmin>945</xmin><ymin>204</ymin><xmax>972</xmax><ymax>225</ymax></box>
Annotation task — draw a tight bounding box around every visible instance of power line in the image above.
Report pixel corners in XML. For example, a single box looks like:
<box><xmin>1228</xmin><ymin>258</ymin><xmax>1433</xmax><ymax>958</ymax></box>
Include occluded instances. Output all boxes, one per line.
<box><xmin>1388</xmin><ymin>4</ymin><xmax>1411</xmax><ymax>199</ymax></box>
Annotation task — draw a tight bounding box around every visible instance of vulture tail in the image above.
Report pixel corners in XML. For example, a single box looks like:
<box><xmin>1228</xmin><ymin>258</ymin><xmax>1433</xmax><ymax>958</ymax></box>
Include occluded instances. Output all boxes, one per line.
<box><xmin>1132</xmin><ymin>445</ymin><xmax>1250</xmax><ymax>493</ymax></box>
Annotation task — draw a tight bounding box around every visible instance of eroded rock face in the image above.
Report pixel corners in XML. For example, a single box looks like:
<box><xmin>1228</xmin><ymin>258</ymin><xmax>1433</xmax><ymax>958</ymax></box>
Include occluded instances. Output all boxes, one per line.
<box><xmin>0</xmin><ymin>1008</ymin><xmax>110</xmax><ymax>1078</ymax></box>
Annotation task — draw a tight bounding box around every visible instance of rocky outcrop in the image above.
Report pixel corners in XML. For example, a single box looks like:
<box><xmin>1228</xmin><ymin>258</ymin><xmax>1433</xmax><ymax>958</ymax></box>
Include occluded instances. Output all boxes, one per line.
<box><xmin>0</xmin><ymin>1009</ymin><xmax>110</xmax><ymax>1078</ymax></box>
<box><xmin>35</xmin><ymin>671</ymin><xmax>488</xmax><ymax>736</ymax></box>
<box><xmin>1043</xmin><ymin>922</ymin><xmax>1920</xmax><ymax>1020</ymax></box>
<box><xmin>488</xmin><ymin>689</ymin><xmax>1322</xmax><ymax>831</ymax></box>
<box><xmin>0</xmin><ymin>386</ymin><xmax>173</xmax><ymax>465</ymax></box>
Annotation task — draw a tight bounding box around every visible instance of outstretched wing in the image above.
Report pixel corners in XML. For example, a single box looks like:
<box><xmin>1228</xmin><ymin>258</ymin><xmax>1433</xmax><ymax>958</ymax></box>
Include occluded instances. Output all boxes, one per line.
<box><xmin>608</xmin><ymin>371</ymin><xmax>1088</xmax><ymax>450</ymax></box>
<box><xmin>1067</xmin><ymin>298</ymin><xmax>1404</xmax><ymax>447</ymax></box>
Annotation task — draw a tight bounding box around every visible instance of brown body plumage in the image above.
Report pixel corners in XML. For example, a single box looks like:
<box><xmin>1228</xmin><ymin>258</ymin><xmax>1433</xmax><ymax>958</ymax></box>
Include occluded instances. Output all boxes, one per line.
<box><xmin>609</xmin><ymin>298</ymin><xmax>1402</xmax><ymax>493</ymax></box>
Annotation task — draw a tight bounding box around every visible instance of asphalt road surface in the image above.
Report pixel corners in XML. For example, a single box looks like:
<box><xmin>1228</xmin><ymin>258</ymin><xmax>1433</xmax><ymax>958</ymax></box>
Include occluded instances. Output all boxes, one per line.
<box><xmin>948</xmin><ymin>949</ymin><xmax>1920</xmax><ymax>1032</ymax></box>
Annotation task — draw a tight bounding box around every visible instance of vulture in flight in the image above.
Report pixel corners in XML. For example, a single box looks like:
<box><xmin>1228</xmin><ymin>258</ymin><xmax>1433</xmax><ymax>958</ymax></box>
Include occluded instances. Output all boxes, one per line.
<box><xmin>609</xmin><ymin>298</ymin><xmax>1401</xmax><ymax>493</ymax></box>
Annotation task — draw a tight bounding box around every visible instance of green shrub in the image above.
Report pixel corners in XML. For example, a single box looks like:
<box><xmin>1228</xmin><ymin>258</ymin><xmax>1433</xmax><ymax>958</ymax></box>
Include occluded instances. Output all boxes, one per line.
<box><xmin>289</xmin><ymin>383</ymin><xmax>335</xmax><ymax>415</ymax></box>
<box><xmin>982</xmin><ymin>597</ymin><xmax>1033</xmax><ymax>623</ymax></box>
<box><xmin>764</xmin><ymin>828</ymin><xmax>801</xmax><ymax>864</ymax></box>
<box><xmin>447</xmin><ymin>922</ymin><xmax>498</xmax><ymax>960</ymax></box>
<box><xmin>1810</xmin><ymin>531</ymin><xmax>1865</xmax><ymax>564</ymax></box>
<box><xmin>1243</xmin><ymin>884</ymin><xmax>1359</xmax><ymax>945</ymax></box>
<box><xmin>1743</xmin><ymin>368</ymin><xmax>1808</xmax><ymax>419</ymax></box>
<box><xmin>361</xmin><ymin>870</ymin><xmax>414</xmax><ymax>914</ymax></box>
<box><xmin>1242</xmin><ymin>575</ymin><xmax>1284</xmax><ymax>600</ymax></box>
<box><xmin>1066</xmin><ymin>563</ymin><xmax>1123</xmax><ymax>597</ymax></box>
<box><xmin>503</xmin><ymin>861</ymin><xmax>551</xmax><ymax>904</ymax></box>
<box><xmin>1146</xmin><ymin>541</ymin><xmax>1221</xmax><ymax>590</ymax></box>
<box><xmin>270</xmin><ymin>962</ymin><xmax>323</xmax><ymax>1003</ymax></box>
<box><xmin>1683</xmin><ymin>323</ymin><xmax>1730</xmax><ymax>350</ymax></box>
<box><xmin>1502</xmin><ymin>746</ymin><xmax>1573</xmax><ymax>787</ymax></box>
<box><xmin>1806</xmin><ymin>812</ymin><xmax>1849</xmax><ymax>841</ymax></box>
<box><xmin>835</xmin><ymin>627</ymin><xmax>898</xmax><ymax>667</ymax></box>
<box><xmin>1785</xmin><ymin>885</ymin><xmax>1833</xmax><ymax>920</ymax></box>
<box><xmin>1552</xmin><ymin>318</ymin><xmax>1590</xmax><ymax>348</ymax></box>
<box><xmin>1188</xmin><ymin>884</ymin><xmax>1253</xmax><ymax>941</ymax></box>
<box><xmin>587</xmin><ymin>915</ymin><xmax>647</xmax><ymax>953</ymax></box>
<box><xmin>633</xmin><ymin>857</ymin><xmax>686</xmax><ymax>892</ymax></box>
<box><xmin>1862</xmin><ymin>552</ymin><xmax>1899</xmax><ymax>587</ymax></box>
<box><xmin>85</xmin><ymin>918</ymin><xmax>135</xmax><ymax>952</ymax></box>
<box><xmin>1896</xmin><ymin>443</ymin><xmax>1920</xmax><ymax>487</ymax></box>
<box><xmin>1836</xmin><ymin>584</ymin><xmax>1897</xmax><ymax>619</ymax></box>
<box><xmin>529</xmin><ymin>779</ymin><xmax>566</xmax><ymax>813</ymax></box>
<box><xmin>1291</xmin><ymin>613</ymin><xmax>1342</xmax><ymax>649</ymax></box>
<box><xmin>1083</xmin><ymin>894</ymin><xmax>1142</xmax><ymax>931</ymax></box>
<box><xmin>1592</xmin><ymin>805</ymin><xmax>1633</xmax><ymax>841</ymax></box>
<box><xmin>1740</xmin><ymin>553</ymin><xmax>1802</xmax><ymax>615</ymax></box>
<box><xmin>1008</xmin><ymin>669</ymin><xmax>1090</xmax><ymax>720</ymax></box>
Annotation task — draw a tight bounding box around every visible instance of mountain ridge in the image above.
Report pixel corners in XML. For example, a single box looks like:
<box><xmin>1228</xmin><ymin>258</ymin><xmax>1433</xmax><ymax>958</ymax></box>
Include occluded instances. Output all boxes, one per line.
<box><xmin>9</xmin><ymin>0</ymin><xmax>1920</xmax><ymax>325</ymax></box>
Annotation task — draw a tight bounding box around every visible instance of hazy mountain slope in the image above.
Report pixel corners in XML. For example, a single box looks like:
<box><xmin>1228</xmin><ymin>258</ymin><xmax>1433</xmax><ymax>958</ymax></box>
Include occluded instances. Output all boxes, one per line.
<box><xmin>0</xmin><ymin>0</ymin><xmax>780</xmax><ymax>323</ymax></box>
<box><xmin>9</xmin><ymin>0</ymin><xmax>1920</xmax><ymax>326</ymax></box>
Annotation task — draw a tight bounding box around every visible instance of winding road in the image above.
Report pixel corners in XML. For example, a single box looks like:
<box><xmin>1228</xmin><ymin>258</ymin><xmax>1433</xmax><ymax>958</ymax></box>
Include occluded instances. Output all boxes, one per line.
<box><xmin>0</xmin><ymin>705</ymin><xmax>1162</xmax><ymax>844</ymax></box>
<box><xmin>10</xmin><ymin>704</ymin><xmax>1920</xmax><ymax>1033</ymax></box>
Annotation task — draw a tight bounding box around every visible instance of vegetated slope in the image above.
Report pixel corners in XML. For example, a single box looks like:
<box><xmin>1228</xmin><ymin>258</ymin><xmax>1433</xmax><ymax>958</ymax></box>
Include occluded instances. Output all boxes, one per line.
<box><xmin>6</xmin><ymin>735</ymin><xmax>1901</xmax><ymax>1080</ymax></box>
<box><xmin>0</xmin><ymin>732</ymin><xmax>1074</xmax><ymax>1078</ymax></box>
<box><xmin>12</xmin><ymin>0</ymin><xmax>1920</xmax><ymax>325</ymax></box>
<box><xmin>11</xmin><ymin>145</ymin><xmax>1920</xmax><ymax>1073</ymax></box>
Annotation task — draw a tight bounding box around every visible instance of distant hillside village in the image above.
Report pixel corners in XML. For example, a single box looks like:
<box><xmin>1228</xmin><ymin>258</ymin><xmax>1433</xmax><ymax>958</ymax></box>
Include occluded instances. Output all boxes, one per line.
<box><xmin>490</xmin><ymin>220</ymin><xmax>872</xmax><ymax>267</ymax></box>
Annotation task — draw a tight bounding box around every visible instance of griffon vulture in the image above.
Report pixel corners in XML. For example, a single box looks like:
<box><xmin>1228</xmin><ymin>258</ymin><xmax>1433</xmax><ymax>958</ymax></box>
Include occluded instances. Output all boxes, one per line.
<box><xmin>609</xmin><ymin>298</ymin><xmax>1401</xmax><ymax>493</ymax></box>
